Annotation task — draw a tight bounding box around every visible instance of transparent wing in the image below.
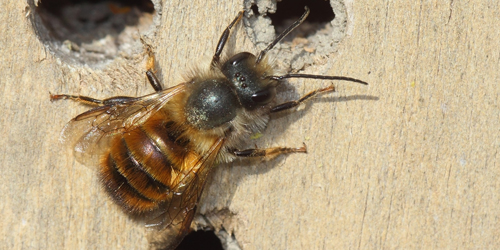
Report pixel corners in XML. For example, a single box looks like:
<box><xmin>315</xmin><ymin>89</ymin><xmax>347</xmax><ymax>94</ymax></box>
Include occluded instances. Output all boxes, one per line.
<box><xmin>147</xmin><ymin>138</ymin><xmax>225</xmax><ymax>250</ymax></box>
<box><xmin>60</xmin><ymin>83</ymin><xmax>186</xmax><ymax>167</ymax></box>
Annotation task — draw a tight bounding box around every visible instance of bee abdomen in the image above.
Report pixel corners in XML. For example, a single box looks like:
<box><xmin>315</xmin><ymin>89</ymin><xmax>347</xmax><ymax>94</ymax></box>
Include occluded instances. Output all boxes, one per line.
<box><xmin>142</xmin><ymin>120</ymin><xmax>190</xmax><ymax>167</ymax></box>
<box><xmin>100</xmin><ymin>132</ymin><xmax>175</xmax><ymax>212</ymax></box>
<box><xmin>100</xmin><ymin>153</ymin><xmax>160</xmax><ymax>212</ymax></box>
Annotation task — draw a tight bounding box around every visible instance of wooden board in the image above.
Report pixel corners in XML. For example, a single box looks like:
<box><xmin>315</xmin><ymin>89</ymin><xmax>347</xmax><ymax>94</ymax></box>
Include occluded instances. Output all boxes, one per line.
<box><xmin>1</xmin><ymin>0</ymin><xmax>499</xmax><ymax>249</ymax></box>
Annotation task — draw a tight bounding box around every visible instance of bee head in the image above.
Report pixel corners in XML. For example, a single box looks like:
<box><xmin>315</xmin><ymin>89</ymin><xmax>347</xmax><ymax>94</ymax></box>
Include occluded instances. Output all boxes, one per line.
<box><xmin>221</xmin><ymin>52</ymin><xmax>277</xmax><ymax>110</ymax></box>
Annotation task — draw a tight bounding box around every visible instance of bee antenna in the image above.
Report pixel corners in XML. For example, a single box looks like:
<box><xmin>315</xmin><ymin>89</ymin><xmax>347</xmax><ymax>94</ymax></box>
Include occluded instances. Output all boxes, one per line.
<box><xmin>268</xmin><ymin>74</ymin><xmax>369</xmax><ymax>85</ymax></box>
<box><xmin>255</xmin><ymin>6</ymin><xmax>311</xmax><ymax>64</ymax></box>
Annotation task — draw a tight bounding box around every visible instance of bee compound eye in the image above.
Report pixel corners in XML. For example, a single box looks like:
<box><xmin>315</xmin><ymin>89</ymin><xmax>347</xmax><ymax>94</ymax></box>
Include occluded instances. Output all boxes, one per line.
<box><xmin>251</xmin><ymin>87</ymin><xmax>276</xmax><ymax>104</ymax></box>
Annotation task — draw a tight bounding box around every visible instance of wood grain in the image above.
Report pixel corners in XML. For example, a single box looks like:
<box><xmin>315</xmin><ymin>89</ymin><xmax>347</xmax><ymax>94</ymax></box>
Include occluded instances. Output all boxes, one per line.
<box><xmin>1</xmin><ymin>0</ymin><xmax>499</xmax><ymax>249</ymax></box>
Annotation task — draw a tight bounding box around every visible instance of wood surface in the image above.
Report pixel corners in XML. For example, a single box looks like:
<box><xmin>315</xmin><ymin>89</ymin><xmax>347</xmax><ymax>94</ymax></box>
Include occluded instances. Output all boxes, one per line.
<box><xmin>1</xmin><ymin>0</ymin><xmax>499</xmax><ymax>249</ymax></box>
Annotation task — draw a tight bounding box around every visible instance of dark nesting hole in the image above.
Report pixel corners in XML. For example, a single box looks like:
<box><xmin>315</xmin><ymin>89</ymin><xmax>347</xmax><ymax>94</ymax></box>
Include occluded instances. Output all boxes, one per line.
<box><xmin>245</xmin><ymin>0</ymin><xmax>346</xmax><ymax>70</ymax></box>
<box><xmin>268</xmin><ymin>0</ymin><xmax>335</xmax><ymax>40</ymax></box>
<box><xmin>250</xmin><ymin>3</ymin><xmax>259</xmax><ymax>16</ymax></box>
<box><xmin>175</xmin><ymin>230</ymin><xmax>223</xmax><ymax>250</ymax></box>
<box><xmin>34</xmin><ymin>0</ymin><xmax>155</xmax><ymax>65</ymax></box>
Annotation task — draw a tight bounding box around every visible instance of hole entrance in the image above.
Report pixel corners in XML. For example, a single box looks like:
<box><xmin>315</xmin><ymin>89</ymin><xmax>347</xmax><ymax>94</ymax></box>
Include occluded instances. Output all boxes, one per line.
<box><xmin>244</xmin><ymin>0</ymin><xmax>348</xmax><ymax>71</ymax></box>
<box><xmin>268</xmin><ymin>0</ymin><xmax>335</xmax><ymax>38</ymax></box>
<box><xmin>34</xmin><ymin>0</ymin><xmax>156</xmax><ymax>66</ymax></box>
<box><xmin>175</xmin><ymin>230</ymin><xmax>223</xmax><ymax>250</ymax></box>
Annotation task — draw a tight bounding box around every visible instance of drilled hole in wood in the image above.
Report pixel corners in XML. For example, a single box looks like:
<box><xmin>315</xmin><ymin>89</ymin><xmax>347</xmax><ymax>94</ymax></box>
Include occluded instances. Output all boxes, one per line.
<box><xmin>33</xmin><ymin>0</ymin><xmax>156</xmax><ymax>66</ymax></box>
<box><xmin>269</xmin><ymin>0</ymin><xmax>335</xmax><ymax>38</ymax></box>
<box><xmin>175</xmin><ymin>230</ymin><xmax>223</xmax><ymax>250</ymax></box>
<box><xmin>244</xmin><ymin>0</ymin><xmax>347</xmax><ymax>70</ymax></box>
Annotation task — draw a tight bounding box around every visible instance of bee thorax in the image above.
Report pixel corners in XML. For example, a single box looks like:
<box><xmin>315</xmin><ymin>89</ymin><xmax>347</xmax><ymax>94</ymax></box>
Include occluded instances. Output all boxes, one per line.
<box><xmin>184</xmin><ymin>79</ymin><xmax>240</xmax><ymax>130</ymax></box>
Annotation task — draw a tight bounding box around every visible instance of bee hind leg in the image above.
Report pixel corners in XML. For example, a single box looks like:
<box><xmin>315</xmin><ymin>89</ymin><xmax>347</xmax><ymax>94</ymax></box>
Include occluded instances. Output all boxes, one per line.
<box><xmin>232</xmin><ymin>143</ymin><xmax>307</xmax><ymax>161</ymax></box>
<box><xmin>49</xmin><ymin>93</ymin><xmax>136</xmax><ymax>106</ymax></box>
<box><xmin>270</xmin><ymin>86</ymin><xmax>335</xmax><ymax>113</ymax></box>
<box><xmin>50</xmin><ymin>70</ymin><xmax>162</xmax><ymax>106</ymax></box>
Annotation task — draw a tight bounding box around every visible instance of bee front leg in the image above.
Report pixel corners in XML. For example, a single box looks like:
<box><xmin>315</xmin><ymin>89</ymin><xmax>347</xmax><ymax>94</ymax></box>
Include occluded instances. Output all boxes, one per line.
<box><xmin>270</xmin><ymin>86</ymin><xmax>335</xmax><ymax>113</ymax></box>
<box><xmin>232</xmin><ymin>143</ymin><xmax>307</xmax><ymax>161</ymax></box>
<box><xmin>210</xmin><ymin>11</ymin><xmax>244</xmax><ymax>68</ymax></box>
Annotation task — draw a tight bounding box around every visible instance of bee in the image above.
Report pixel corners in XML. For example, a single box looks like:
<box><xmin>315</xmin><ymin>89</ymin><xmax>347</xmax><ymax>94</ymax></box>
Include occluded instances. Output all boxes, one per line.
<box><xmin>51</xmin><ymin>7</ymin><xmax>368</xmax><ymax>250</ymax></box>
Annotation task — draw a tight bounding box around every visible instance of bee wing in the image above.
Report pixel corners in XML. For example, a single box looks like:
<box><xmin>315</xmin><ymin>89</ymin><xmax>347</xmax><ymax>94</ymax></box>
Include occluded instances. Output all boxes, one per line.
<box><xmin>60</xmin><ymin>84</ymin><xmax>186</xmax><ymax>167</ymax></box>
<box><xmin>147</xmin><ymin>138</ymin><xmax>225</xmax><ymax>249</ymax></box>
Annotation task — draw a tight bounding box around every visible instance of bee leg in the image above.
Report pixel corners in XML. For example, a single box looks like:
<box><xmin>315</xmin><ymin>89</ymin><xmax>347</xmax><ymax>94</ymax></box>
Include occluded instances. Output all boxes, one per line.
<box><xmin>50</xmin><ymin>93</ymin><xmax>135</xmax><ymax>106</ymax></box>
<box><xmin>146</xmin><ymin>70</ymin><xmax>163</xmax><ymax>92</ymax></box>
<box><xmin>210</xmin><ymin>11</ymin><xmax>244</xmax><ymax>68</ymax></box>
<box><xmin>232</xmin><ymin>143</ymin><xmax>307</xmax><ymax>160</ymax></box>
<box><xmin>270</xmin><ymin>86</ymin><xmax>335</xmax><ymax>113</ymax></box>
<box><xmin>140</xmin><ymin>37</ymin><xmax>163</xmax><ymax>92</ymax></box>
